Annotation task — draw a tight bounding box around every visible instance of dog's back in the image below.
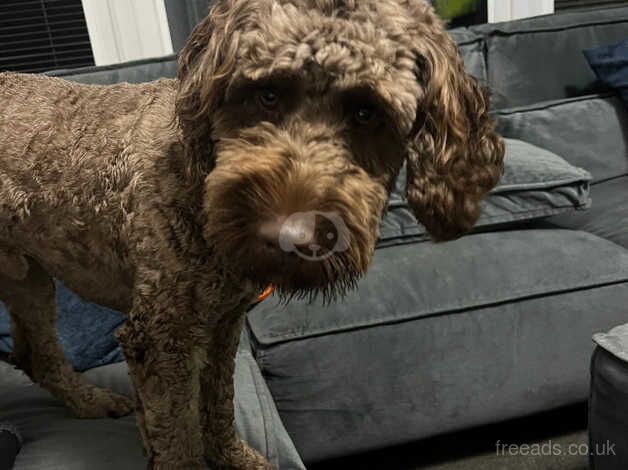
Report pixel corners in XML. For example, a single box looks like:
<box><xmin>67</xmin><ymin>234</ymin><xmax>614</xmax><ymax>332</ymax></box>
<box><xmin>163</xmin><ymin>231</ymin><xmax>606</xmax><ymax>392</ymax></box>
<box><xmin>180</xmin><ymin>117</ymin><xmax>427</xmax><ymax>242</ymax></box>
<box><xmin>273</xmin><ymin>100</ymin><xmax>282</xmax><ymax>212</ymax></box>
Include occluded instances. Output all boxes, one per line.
<box><xmin>0</xmin><ymin>72</ymin><xmax>177</xmax><ymax>309</ymax></box>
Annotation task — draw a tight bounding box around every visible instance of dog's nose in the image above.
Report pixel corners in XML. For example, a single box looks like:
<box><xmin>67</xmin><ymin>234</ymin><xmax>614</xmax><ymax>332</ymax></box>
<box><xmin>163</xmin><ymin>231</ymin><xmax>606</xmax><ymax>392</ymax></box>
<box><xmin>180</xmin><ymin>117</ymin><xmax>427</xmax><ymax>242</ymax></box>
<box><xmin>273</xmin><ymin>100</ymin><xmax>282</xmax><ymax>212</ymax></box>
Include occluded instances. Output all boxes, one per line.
<box><xmin>259</xmin><ymin>214</ymin><xmax>315</xmax><ymax>251</ymax></box>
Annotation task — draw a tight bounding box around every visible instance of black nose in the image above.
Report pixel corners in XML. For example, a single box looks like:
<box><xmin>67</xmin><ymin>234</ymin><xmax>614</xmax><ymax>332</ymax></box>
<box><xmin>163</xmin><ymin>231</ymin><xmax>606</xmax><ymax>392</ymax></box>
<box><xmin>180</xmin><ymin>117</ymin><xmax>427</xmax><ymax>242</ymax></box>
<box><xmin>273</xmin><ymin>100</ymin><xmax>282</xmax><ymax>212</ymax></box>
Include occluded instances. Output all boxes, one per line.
<box><xmin>259</xmin><ymin>214</ymin><xmax>315</xmax><ymax>251</ymax></box>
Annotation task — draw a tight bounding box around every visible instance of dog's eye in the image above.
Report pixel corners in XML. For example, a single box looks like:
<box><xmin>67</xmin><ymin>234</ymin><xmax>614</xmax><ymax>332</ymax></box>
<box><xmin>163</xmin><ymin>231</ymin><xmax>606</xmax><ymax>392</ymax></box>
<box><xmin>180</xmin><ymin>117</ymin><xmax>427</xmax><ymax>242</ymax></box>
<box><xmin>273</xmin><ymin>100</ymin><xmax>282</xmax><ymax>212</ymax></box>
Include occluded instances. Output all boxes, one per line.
<box><xmin>257</xmin><ymin>88</ymin><xmax>280</xmax><ymax>111</ymax></box>
<box><xmin>354</xmin><ymin>107</ymin><xmax>376</xmax><ymax>126</ymax></box>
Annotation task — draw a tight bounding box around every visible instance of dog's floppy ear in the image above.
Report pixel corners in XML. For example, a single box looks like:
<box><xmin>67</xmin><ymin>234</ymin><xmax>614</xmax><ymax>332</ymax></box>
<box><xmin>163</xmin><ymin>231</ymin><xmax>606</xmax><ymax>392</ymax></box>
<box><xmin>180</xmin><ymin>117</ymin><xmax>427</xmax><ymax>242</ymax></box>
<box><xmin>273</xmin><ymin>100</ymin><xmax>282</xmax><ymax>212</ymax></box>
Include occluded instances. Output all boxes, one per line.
<box><xmin>176</xmin><ymin>0</ymin><xmax>253</xmax><ymax>179</ymax></box>
<box><xmin>405</xmin><ymin>10</ymin><xmax>505</xmax><ymax>242</ymax></box>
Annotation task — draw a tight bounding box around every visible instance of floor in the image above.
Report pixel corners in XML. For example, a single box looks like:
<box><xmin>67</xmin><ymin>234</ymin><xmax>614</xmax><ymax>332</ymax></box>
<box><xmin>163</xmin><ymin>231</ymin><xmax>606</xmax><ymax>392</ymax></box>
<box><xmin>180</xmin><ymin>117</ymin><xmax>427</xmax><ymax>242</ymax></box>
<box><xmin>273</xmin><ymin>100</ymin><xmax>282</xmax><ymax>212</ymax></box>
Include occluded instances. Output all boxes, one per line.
<box><xmin>310</xmin><ymin>404</ymin><xmax>589</xmax><ymax>470</ymax></box>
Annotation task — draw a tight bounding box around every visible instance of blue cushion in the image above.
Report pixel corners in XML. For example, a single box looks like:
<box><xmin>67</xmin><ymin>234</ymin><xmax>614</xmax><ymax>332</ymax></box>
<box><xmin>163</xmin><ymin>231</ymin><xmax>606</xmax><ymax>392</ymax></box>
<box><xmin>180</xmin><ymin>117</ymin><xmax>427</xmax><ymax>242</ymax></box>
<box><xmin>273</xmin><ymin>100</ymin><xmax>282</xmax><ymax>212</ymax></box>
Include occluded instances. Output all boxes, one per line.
<box><xmin>0</xmin><ymin>282</ymin><xmax>125</xmax><ymax>372</ymax></box>
<box><xmin>584</xmin><ymin>40</ymin><xmax>628</xmax><ymax>105</ymax></box>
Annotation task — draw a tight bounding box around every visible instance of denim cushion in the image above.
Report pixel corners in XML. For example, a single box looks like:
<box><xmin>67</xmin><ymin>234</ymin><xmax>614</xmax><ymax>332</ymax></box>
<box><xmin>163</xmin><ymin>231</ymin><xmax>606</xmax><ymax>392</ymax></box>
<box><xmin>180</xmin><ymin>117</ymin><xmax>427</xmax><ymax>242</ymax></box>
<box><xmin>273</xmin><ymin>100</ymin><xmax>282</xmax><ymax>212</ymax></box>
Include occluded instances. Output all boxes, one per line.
<box><xmin>495</xmin><ymin>94</ymin><xmax>628</xmax><ymax>184</ymax></box>
<box><xmin>248</xmin><ymin>230</ymin><xmax>628</xmax><ymax>462</ymax></box>
<box><xmin>0</xmin><ymin>282</ymin><xmax>125</xmax><ymax>372</ymax></box>
<box><xmin>379</xmin><ymin>138</ymin><xmax>591</xmax><ymax>246</ymax></box>
<box><xmin>471</xmin><ymin>6</ymin><xmax>628</xmax><ymax>109</ymax></box>
<box><xmin>584</xmin><ymin>40</ymin><xmax>628</xmax><ymax>106</ymax></box>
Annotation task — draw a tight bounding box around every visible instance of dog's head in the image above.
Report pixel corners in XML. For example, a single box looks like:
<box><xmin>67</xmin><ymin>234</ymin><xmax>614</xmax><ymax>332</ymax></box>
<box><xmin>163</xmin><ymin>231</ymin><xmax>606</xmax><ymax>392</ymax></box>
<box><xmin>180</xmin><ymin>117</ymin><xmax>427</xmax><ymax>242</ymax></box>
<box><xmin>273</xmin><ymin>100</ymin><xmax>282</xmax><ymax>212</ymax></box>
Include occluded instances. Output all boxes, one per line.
<box><xmin>176</xmin><ymin>0</ymin><xmax>504</xmax><ymax>300</ymax></box>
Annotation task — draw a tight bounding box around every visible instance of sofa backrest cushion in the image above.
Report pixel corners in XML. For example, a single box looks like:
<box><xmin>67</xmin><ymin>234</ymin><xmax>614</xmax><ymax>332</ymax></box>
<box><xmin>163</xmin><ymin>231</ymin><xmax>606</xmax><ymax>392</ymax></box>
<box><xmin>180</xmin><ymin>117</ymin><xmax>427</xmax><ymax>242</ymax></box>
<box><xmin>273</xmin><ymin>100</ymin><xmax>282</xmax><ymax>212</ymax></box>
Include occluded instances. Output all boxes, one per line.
<box><xmin>379</xmin><ymin>138</ymin><xmax>591</xmax><ymax>247</ymax></box>
<box><xmin>48</xmin><ymin>55</ymin><xmax>178</xmax><ymax>85</ymax></box>
<box><xmin>495</xmin><ymin>93</ymin><xmax>628</xmax><ymax>183</ymax></box>
<box><xmin>471</xmin><ymin>6</ymin><xmax>628</xmax><ymax>109</ymax></box>
<box><xmin>449</xmin><ymin>27</ymin><xmax>487</xmax><ymax>82</ymax></box>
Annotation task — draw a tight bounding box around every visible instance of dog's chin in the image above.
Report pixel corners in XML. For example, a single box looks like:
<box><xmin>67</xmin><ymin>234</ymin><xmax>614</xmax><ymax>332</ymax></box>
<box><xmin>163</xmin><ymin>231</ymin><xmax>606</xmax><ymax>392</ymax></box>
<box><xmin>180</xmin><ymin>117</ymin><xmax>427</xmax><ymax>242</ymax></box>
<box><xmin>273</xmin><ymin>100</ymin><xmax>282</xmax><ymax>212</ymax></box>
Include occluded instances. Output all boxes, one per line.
<box><xmin>242</xmin><ymin>247</ymin><xmax>362</xmax><ymax>304</ymax></box>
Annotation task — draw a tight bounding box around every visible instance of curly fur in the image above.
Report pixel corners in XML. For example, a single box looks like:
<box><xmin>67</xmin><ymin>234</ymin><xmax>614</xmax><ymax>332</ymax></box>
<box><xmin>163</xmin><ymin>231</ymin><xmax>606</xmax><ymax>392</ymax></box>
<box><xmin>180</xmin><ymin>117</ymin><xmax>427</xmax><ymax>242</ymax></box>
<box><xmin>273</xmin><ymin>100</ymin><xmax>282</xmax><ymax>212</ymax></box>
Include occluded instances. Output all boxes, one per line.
<box><xmin>0</xmin><ymin>1</ymin><xmax>504</xmax><ymax>468</ymax></box>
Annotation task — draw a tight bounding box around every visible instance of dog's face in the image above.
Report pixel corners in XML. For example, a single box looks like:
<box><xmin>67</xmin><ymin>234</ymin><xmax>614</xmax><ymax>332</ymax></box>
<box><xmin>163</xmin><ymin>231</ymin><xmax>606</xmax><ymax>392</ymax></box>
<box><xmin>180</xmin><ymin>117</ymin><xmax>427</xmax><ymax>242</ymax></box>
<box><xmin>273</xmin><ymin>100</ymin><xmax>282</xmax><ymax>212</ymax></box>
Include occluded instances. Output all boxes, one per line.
<box><xmin>175</xmin><ymin>0</ymin><xmax>504</xmax><ymax>300</ymax></box>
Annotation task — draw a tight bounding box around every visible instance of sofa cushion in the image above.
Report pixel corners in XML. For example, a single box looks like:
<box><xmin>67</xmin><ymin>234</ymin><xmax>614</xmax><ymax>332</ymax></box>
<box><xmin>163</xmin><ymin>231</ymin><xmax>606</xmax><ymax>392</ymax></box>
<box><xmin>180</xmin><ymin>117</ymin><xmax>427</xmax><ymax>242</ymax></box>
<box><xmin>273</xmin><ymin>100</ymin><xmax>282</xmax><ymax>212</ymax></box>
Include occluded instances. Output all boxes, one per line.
<box><xmin>471</xmin><ymin>6</ymin><xmax>628</xmax><ymax>109</ymax></box>
<box><xmin>249</xmin><ymin>229</ymin><xmax>628</xmax><ymax>345</ymax></box>
<box><xmin>495</xmin><ymin>94</ymin><xmax>628</xmax><ymax>184</ymax></box>
<box><xmin>585</xmin><ymin>40</ymin><xmax>628</xmax><ymax>106</ymax></box>
<box><xmin>0</xmin><ymin>332</ymin><xmax>305</xmax><ymax>470</ymax></box>
<box><xmin>47</xmin><ymin>55</ymin><xmax>178</xmax><ymax>85</ymax></box>
<box><xmin>379</xmin><ymin>138</ymin><xmax>591</xmax><ymax>246</ymax></box>
<box><xmin>247</xmin><ymin>230</ymin><xmax>628</xmax><ymax>462</ymax></box>
<box><xmin>548</xmin><ymin>176</ymin><xmax>628</xmax><ymax>250</ymax></box>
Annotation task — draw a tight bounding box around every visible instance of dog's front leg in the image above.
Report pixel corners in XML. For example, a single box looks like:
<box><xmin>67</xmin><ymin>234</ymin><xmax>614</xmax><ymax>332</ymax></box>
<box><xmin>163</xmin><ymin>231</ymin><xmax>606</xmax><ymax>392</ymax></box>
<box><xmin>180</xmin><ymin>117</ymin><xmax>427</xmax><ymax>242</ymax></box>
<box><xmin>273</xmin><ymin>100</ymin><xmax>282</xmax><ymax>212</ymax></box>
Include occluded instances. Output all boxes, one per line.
<box><xmin>200</xmin><ymin>311</ymin><xmax>273</xmax><ymax>470</ymax></box>
<box><xmin>117</xmin><ymin>280</ymin><xmax>207</xmax><ymax>470</ymax></box>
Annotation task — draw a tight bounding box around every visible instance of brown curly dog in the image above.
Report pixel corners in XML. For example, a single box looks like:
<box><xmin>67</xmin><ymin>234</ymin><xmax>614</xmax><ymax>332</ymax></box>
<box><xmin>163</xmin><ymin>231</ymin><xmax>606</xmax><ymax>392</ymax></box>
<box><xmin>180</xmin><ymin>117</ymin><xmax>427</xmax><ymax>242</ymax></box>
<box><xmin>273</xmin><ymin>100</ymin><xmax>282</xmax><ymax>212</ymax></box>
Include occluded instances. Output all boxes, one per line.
<box><xmin>0</xmin><ymin>0</ymin><xmax>504</xmax><ymax>468</ymax></box>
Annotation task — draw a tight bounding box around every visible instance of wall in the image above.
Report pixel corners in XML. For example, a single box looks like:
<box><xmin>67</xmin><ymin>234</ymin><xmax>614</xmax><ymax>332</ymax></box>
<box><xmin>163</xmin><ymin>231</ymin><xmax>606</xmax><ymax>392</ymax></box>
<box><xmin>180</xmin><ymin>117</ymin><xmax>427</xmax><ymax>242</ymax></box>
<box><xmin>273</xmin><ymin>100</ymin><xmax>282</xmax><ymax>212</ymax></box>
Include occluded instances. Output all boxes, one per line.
<box><xmin>81</xmin><ymin>0</ymin><xmax>174</xmax><ymax>66</ymax></box>
<box><xmin>488</xmin><ymin>0</ymin><xmax>555</xmax><ymax>22</ymax></box>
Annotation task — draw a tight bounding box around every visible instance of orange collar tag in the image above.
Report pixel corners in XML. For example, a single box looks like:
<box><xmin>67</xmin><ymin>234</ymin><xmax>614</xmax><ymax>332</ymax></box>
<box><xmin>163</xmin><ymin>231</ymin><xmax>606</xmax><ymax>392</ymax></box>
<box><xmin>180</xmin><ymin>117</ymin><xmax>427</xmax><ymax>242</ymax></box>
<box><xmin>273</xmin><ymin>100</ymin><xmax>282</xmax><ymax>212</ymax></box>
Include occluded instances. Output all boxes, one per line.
<box><xmin>257</xmin><ymin>285</ymin><xmax>274</xmax><ymax>303</ymax></box>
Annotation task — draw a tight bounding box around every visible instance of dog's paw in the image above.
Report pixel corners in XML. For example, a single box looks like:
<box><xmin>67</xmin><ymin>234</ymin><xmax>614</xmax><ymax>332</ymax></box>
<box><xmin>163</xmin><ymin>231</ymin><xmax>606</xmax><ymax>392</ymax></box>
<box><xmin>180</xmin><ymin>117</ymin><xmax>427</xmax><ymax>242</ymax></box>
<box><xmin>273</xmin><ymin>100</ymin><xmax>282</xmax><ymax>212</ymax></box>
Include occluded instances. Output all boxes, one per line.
<box><xmin>206</xmin><ymin>438</ymin><xmax>274</xmax><ymax>470</ymax></box>
<box><xmin>68</xmin><ymin>386</ymin><xmax>135</xmax><ymax>419</ymax></box>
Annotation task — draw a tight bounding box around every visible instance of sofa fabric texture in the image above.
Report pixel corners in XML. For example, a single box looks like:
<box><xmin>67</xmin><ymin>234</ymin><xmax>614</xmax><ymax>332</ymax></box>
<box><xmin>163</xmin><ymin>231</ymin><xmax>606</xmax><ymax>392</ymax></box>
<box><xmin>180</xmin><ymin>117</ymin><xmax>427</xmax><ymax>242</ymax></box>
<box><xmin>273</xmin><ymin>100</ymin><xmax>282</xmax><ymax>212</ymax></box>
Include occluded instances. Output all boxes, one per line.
<box><xmin>249</xmin><ymin>231</ymin><xmax>628</xmax><ymax>462</ymax></box>
<box><xmin>495</xmin><ymin>94</ymin><xmax>628</xmax><ymax>184</ymax></box>
<box><xmin>471</xmin><ymin>6</ymin><xmax>628</xmax><ymax>109</ymax></box>
<box><xmin>47</xmin><ymin>55</ymin><xmax>179</xmax><ymax>86</ymax></box>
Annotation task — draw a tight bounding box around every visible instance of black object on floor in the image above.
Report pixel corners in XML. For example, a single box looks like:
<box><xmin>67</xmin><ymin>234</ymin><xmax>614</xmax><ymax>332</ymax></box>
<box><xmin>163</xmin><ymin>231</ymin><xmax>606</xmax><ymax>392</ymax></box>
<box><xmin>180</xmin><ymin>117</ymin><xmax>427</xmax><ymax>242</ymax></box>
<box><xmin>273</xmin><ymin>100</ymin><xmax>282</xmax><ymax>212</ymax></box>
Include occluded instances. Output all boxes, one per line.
<box><xmin>589</xmin><ymin>347</ymin><xmax>628</xmax><ymax>470</ymax></box>
<box><xmin>0</xmin><ymin>429</ymin><xmax>20</xmax><ymax>470</ymax></box>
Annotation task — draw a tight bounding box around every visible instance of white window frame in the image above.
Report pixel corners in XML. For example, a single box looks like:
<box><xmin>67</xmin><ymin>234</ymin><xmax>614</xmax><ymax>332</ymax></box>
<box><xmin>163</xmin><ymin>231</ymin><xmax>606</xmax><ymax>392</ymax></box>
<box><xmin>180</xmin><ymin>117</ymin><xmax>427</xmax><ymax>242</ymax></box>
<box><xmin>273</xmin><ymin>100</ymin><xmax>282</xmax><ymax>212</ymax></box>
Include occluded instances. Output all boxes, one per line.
<box><xmin>488</xmin><ymin>0</ymin><xmax>555</xmax><ymax>23</ymax></box>
<box><xmin>81</xmin><ymin>0</ymin><xmax>174</xmax><ymax>66</ymax></box>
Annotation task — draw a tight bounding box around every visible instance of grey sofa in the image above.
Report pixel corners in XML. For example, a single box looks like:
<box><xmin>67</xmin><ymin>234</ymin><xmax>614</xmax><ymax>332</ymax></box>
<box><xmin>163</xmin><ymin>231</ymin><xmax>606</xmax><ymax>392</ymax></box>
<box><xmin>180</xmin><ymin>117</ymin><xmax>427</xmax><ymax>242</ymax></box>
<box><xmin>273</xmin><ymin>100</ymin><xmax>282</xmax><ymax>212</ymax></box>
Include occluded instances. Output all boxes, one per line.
<box><xmin>1</xmin><ymin>5</ymin><xmax>627</xmax><ymax>469</ymax></box>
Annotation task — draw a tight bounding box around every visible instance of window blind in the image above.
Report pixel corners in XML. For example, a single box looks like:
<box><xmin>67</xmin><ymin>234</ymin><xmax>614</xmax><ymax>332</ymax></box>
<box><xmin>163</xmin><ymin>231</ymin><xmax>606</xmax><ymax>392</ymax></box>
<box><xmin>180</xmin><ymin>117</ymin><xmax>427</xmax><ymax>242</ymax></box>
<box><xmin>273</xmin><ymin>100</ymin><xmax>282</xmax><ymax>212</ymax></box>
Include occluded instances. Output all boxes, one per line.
<box><xmin>556</xmin><ymin>0</ymin><xmax>627</xmax><ymax>11</ymax></box>
<box><xmin>0</xmin><ymin>0</ymin><xmax>94</xmax><ymax>73</ymax></box>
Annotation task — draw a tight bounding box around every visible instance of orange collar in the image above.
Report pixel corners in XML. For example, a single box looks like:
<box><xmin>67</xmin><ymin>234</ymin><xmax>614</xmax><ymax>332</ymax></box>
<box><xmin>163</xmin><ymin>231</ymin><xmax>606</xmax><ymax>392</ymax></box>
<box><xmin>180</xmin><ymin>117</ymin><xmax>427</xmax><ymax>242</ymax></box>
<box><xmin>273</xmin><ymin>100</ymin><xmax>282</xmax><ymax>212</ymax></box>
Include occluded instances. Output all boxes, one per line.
<box><xmin>257</xmin><ymin>285</ymin><xmax>274</xmax><ymax>303</ymax></box>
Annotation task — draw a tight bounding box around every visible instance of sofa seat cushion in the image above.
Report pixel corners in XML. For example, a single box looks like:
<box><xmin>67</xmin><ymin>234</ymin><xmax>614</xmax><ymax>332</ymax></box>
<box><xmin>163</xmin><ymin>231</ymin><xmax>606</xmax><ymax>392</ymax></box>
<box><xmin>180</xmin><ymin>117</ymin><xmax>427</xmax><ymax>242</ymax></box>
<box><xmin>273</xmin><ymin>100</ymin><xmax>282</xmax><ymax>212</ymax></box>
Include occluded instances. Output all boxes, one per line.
<box><xmin>471</xmin><ymin>6</ymin><xmax>628</xmax><ymax>108</ymax></box>
<box><xmin>380</xmin><ymin>138</ymin><xmax>591</xmax><ymax>247</ymax></box>
<box><xmin>548</xmin><ymin>176</ymin><xmax>628</xmax><ymax>250</ymax></box>
<box><xmin>247</xmin><ymin>230</ymin><xmax>628</xmax><ymax>462</ymax></box>
<box><xmin>495</xmin><ymin>94</ymin><xmax>628</xmax><ymax>184</ymax></box>
<box><xmin>0</xmin><ymin>334</ymin><xmax>305</xmax><ymax>470</ymax></box>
